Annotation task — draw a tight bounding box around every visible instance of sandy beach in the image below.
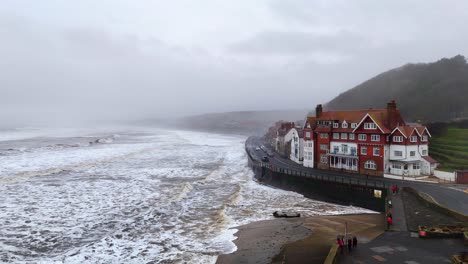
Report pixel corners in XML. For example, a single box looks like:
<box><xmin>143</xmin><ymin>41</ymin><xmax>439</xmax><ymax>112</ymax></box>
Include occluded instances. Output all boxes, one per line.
<box><xmin>216</xmin><ymin>214</ymin><xmax>384</xmax><ymax>264</ymax></box>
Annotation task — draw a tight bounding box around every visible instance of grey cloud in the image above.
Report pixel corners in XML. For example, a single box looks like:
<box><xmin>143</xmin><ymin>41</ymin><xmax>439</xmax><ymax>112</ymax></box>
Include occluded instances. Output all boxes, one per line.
<box><xmin>229</xmin><ymin>31</ymin><xmax>367</xmax><ymax>56</ymax></box>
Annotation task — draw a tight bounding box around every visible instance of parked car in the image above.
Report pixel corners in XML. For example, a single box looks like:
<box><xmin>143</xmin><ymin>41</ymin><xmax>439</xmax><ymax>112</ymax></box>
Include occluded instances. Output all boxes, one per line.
<box><xmin>261</xmin><ymin>156</ymin><xmax>269</xmax><ymax>162</ymax></box>
<box><xmin>255</xmin><ymin>147</ymin><xmax>260</xmax><ymax>151</ymax></box>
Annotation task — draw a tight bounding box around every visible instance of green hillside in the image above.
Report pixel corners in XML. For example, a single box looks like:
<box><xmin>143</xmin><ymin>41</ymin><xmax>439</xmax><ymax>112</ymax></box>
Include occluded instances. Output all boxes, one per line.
<box><xmin>326</xmin><ymin>55</ymin><xmax>468</xmax><ymax>123</ymax></box>
<box><xmin>430</xmin><ymin>126</ymin><xmax>468</xmax><ymax>172</ymax></box>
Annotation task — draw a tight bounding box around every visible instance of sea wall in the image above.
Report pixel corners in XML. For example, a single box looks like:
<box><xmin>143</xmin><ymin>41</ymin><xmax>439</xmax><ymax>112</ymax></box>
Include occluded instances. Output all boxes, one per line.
<box><xmin>246</xmin><ymin>151</ymin><xmax>388</xmax><ymax>212</ymax></box>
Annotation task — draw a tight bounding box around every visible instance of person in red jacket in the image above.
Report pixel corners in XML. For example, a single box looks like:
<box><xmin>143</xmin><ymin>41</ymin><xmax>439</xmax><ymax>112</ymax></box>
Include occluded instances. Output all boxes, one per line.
<box><xmin>387</xmin><ymin>215</ymin><xmax>393</xmax><ymax>229</ymax></box>
<box><xmin>337</xmin><ymin>237</ymin><xmax>344</xmax><ymax>254</ymax></box>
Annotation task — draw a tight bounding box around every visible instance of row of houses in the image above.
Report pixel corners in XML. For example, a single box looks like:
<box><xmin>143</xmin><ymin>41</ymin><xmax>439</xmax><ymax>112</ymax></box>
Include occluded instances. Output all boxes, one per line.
<box><xmin>272</xmin><ymin>101</ymin><xmax>438</xmax><ymax>177</ymax></box>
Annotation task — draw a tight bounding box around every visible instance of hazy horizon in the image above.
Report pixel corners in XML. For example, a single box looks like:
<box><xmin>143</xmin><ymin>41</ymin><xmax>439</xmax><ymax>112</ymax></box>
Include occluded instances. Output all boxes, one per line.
<box><xmin>2</xmin><ymin>1</ymin><xmax>468</xmax><ymax>127</ymax></box>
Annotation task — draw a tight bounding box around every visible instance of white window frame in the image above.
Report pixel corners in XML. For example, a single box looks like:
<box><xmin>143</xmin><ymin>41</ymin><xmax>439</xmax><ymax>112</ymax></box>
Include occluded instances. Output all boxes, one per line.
<box><xmin>392</xmin><ymin>164</ymin><xmax>402</xmax><ymax>169</ymax></box>
<box><xmin>410</xmin><ymin>151</ymin><xmax>416</xmax><ymax>157</ymax></box>
<box><xmin>373</xmin><ymin>147</ymin><xmax>380</xmax><ymax>156</ymax></box>
<box><xmin>394</xmin><ymin>150</ymin><xmax>403</xmax><ymax>157</ymax></box>
<box><xmin>371</xmin><ymin>134</ymin><xmax>380</xmax><ymax>141</ymax></box>
<box><xmin>410</xmin><ymin>136</ymin><xmax>417</xmax><ymax>142</ymax></box>
<box><xmin>393</xmin><ymin>136</ymin><xmax>403</xmax><ymax>142</ymax></box>
<box><xmin>364</xmin><ymin>160</ymin><xmax>377</xmax><ymax>170</ymax></box>
<box><xmin>306</xmin><ymin>132</ymin><xmax>311</xmax><ymax>138</ymax></box>
<box><xmin>421</xmin><ymin>135</ymin><xmax>428</xmax><ymax>142</ymax></box>
<box><xmin>341</xmin><ymin>133</ymin><xmax>347</xmax><ymax>140</ymax></box>
<box><xmin>422</xmin><ymin>149</ymin><xmax>428</xmax><ymax>156</ymax></box>
<box><xmin>320</xmin><ymin>133</ymin><xmax>328</xmax><ymax>139</ymax></box>
<box><xmin>413</xmin><ymin>164</ymin><xmax>420</xmax><ymax>170</ymax></box>
<box><xmin>364</xmin><ymin>123</ymin><xmax>377</xmax><ymax>129</ymax></box>
<box><xmin>333</xmin><ymin>133</ymin><xmax>339</xmax><ymax>139</ymax></box>
<box><xmin>333</xmin><ymin>146</ymin><xmax>339</xmax><ymax>153</ymax></box>
<box><xmin>342</xmin><ymin>144</ymin><xmax>348</xmax><ymax>153</ymax></box>
<box><xmin>349</xmin><ymin>133</ymin><xmax>355</xmax><ymax>140</ymax></box>
<box><xmin>351</xmin><ymin>123</ymin><xmax>357</xmax><ymax>128</ymax></box>
<box><xmin>361</xmin><ymin>146</ymin><xmax>367</xmax><ymax>155</ymax></box>
<box><xmin>333</xmin><ymin>123</ymin><xmax>339</xmax><ymax>128</ymax></box>
<box><xmin>342</xmin><ymin>122</ymin><xmax>348</xmax><ymax>128</ymax></box>
<box><xmin>358</xmin><ymin>134</ymin><xmax>367</xmax><ymax>141</ymax></box>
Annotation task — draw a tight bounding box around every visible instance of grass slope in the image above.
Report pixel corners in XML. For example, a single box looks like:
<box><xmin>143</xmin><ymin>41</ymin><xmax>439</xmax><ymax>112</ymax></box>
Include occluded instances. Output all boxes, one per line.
<box><xmin>430</xmin><ymin>127</ymin><xmax>468</xmax><ymax>171</ymax></box>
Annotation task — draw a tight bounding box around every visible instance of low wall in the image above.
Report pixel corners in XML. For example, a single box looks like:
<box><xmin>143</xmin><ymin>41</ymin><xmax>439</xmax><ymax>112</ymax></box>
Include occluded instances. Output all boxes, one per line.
<box><xmin>324</xmin><ymin>244</ymin><xmax>339</xmax><ymax>264</ymax></box>
<box><xmin>404</xmin><ymin>187</ymin><xmax>468</xmax><ymax>223</ymax></box>
<box><xmin>247</xmin><ymin>157</ymin><xmax>388</xmax><ymax>212</ymax></box>
<box><xmin>434</xmin><ymin>170</ymin><xmax>455</xmax><ymax>182</ymax></box>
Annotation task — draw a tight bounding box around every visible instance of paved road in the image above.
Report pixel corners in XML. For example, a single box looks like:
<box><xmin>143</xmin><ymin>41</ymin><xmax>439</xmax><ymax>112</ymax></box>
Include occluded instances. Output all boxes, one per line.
<box><xmin>247</xmin><ymin>137</ymin><xmax>468</xmax><ymax>215</ymax></box>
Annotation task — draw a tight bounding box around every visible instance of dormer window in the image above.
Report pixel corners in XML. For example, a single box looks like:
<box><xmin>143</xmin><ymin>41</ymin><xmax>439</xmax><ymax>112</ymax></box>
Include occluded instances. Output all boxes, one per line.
<box><xmin>410</xmin><ymin>136</ymin><xmax>417</xmax><ymax>142</ymax></box>
<box><xmin>333</xmin><ymin>122</ymin><xmax>339</xmax><ymax>128</ymax></box>
<box><xmin>342</xmin><ymin>122</ymin><xmax>348</xmax><ymax>128</ymax></box>
<box><xmin>422</xmin><ymin>135</ymin><xmax>428</xmax><ymax>142</ymax></box>
<box><xmin>393</xmin><ymin>136</ymin><xmax>403</xmax><ymax>142</ymax></box>
<box><xmin>351</xmin><ymin>123</ymin><xmax>357</xmax><ymax>128</ymax></box>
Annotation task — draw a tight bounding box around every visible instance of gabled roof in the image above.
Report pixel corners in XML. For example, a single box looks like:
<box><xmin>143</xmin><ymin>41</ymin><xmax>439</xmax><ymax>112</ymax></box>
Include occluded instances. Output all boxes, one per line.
<box><xmin>390</xmin><ymin>126</ymin><xmax>408</xmax><ymax>138</ymax></box>
<box><xmin>416</xmin><ymin>126</ymin><xmax>432</xmax><ymax>137</ymax></box>
<box><xmin>390</xmin><ymin>125</ymin><xmax>431</xmax><ymax>138</ymax></box>
<box><xmin>304</xmin><ymin>116</ymin><xmax>317</xmax><ymax>130</ymax></box>
<box><xmin>317</xmin><ymin>108</ymin><xmax>404</xmax><ymax>134</ymax></box>
<box><xmin>352</xmin><ymin>113</ymin><xmax>389</xmax><ymax>133</ymax></box>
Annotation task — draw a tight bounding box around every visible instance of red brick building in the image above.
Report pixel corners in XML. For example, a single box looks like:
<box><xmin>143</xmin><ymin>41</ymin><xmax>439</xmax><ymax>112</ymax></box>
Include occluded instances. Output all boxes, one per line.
<box><xmin>302</xmin><ymin>101</ymin><xmax>436</xmax><ymax>176</ymax></box>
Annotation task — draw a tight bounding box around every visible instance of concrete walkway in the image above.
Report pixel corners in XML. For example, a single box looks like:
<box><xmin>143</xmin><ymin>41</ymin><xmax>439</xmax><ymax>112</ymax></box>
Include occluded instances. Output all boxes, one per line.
<box><xmin>389</xmin><ymin>191</ymin><xmax>407</xmax><ymax>232</ymax></box>
<box><xmin>338</xmin><ymin>231</ymin><xmax>466</xmax><ymax>264</ymax></box>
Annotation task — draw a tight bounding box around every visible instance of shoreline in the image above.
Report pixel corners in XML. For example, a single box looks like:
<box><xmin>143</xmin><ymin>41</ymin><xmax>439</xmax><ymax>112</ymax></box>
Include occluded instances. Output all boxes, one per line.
<box><xmin>216</xmin><ymin>213</ymin><xmax>384</xmax><ymax>264</ymax></box>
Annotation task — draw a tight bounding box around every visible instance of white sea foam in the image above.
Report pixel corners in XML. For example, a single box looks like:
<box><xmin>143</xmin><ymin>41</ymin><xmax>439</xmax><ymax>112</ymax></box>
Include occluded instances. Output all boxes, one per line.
<box><xmin>0</xmin><ymin>127</ymin><xmax>374</xmax><ymax>263</ymax></box>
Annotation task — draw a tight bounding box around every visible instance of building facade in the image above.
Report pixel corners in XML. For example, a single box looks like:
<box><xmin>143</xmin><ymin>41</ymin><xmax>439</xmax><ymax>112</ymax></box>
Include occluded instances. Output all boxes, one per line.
<box><xmin>290</xmin><ymin>127</ymin><xmax>304</xmax><ymax>164</ymax></box>
<box><xmin>275</xmin><ymin>122</ymin><xmax>295</xmax><ymax>158</ymax></box>
<box><xmin>300</xmin><ymin>101</ymin><xmax>437</xmax><ymax>177</ymax></box>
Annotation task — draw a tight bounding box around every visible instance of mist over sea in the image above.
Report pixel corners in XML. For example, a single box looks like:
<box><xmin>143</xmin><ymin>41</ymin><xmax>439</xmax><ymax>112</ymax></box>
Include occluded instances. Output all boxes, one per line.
<box><xmin>0</xmin><ymin>127</ymin><xmax>373</xmax><ymax>263</ymax></box>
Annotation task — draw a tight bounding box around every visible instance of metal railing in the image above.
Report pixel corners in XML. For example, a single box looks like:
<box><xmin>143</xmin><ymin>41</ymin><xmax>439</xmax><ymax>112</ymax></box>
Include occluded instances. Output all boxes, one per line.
<box><xmin>246</xmin><ymin>137</ymin><xmax>387</xmax><ymax>189</ymax></box>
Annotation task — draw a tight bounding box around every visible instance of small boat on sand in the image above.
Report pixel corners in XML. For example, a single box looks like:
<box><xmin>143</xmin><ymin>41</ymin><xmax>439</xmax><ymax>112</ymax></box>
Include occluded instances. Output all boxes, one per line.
<box><xmin>273</xmin><ymin>211</ymin><xmax>301</xmax><ymax>218</ymax></box>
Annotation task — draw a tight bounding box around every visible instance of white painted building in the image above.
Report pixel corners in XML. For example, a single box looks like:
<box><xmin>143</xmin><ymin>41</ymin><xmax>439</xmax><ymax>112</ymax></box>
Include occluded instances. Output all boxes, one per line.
<box><xmin>387</xmin><ymin>126</ymin><xmax>436</xmax><ymax>176</ymax></box>
<box><xmin>290</xmin><ymin>127</ymin><xmax>304</xmax><ymax>164</ymax></box>
<box><xmin>303</xmin><ymin>122</ymin><xmax>314</xmax><ymax>168</ymax></box>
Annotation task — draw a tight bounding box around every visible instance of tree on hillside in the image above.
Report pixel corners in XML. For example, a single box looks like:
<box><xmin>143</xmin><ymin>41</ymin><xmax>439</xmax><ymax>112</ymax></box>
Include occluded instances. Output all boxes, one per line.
<box><xmin>326</xmin><ymin>55</ymin><xmax>468</xmax><ymax>122</ymax></box>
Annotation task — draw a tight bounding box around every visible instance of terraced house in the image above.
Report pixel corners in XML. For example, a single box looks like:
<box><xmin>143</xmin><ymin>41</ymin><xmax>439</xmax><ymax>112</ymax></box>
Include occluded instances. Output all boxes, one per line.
<box><xmin>303</xmin><ymin>100</ymin><xmax>437</xmax><ymax>176</ymax></box>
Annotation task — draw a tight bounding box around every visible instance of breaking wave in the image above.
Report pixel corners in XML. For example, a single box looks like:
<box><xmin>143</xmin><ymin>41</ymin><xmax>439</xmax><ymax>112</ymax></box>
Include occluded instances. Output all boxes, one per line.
<box><xmin>0</xmin><ymin>128</ymin><xmax>374</xmax><ymax>263</ymax></box>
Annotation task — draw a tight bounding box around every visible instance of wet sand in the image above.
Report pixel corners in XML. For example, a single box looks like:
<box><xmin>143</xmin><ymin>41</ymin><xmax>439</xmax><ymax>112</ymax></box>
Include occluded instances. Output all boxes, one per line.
<box><xmin>216</xmin><ymin>214</ymin><xmax>384</xmax><ymax>264</ymax></box>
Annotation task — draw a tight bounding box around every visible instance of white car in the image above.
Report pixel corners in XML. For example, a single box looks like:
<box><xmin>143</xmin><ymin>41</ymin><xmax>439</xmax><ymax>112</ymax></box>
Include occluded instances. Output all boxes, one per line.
<box><xmin>255</xmin><ymin>147</ymin><xmax>260</xmax><ymax>151</ymax></box>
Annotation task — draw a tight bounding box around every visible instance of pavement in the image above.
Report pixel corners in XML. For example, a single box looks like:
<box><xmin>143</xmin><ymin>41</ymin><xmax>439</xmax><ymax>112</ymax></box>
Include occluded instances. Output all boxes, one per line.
<box><xmin>388</xmin><ymin>192</ymin><xmax>407</xmax><ymax>232</ymax></box>
<box><xmin>247</xmin><ymin>136</ymin><xmax>468</xmax><ymax>216</ymax></box>
<box><xmin>338</xmin><ymin>231</ymin><xmax>466</xmax><ymax>264</ymax></box>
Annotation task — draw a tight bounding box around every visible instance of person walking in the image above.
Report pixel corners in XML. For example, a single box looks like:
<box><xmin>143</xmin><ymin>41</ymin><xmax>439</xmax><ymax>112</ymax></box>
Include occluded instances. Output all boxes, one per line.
<box><xmin>391</xmin><ymin>185</ymin><xmax>396</xmax><ymax>195</ymax></box>
<box><xmin>387</xmin><ymin>215</ymin><xmax>393</xmax><ymax>229</ymax></box>
<box><xmin>352</xmin><ymin>236</ymin><xmax>357</xmax><ymax>248</ymax></box>
<box><xmin>337</xmin><ymin>237</ymin><xmax>344</xmax><ymax>254</ymax></box>
<box><xmin>347</xmin><ymin>237</ymin><xmax>352</xmax><ymax>253</ymax></box>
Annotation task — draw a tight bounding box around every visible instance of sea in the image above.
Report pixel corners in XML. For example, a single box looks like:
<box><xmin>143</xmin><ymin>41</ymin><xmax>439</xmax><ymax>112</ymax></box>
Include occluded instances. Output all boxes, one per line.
<box><xmin>0</xmin><ymin>127</ymin><xmax>374</xmax><ymax>263</ymax></box>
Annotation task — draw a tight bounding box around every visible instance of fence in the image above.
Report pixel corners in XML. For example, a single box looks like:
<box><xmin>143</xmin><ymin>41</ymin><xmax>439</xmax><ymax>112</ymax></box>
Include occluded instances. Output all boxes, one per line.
<box><xmin>246</xmin><ymin>138</ymin><xmax>388</xmax><ymax>211</ymax></box>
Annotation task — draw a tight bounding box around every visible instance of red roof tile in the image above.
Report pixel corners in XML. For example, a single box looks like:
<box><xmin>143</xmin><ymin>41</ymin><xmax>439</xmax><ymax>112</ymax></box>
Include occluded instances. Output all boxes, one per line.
<box><xmin>422</xmin><ymin>156</ymin><xmax>438</xmax><ymax>163</ymax></box>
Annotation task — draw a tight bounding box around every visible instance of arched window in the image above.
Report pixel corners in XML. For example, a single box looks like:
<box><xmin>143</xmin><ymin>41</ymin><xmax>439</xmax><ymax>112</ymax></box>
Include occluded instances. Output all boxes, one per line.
<box><xmin>364</xmin><ymin>160</ymin><xmax>377</xmax><ymax>170</ymax></box>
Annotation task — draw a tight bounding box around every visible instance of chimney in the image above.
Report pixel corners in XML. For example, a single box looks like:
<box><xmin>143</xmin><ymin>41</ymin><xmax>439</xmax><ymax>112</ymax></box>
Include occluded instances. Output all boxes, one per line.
<box><xmin>387</xmin><ymin>100</ymin><xmax>398</xmax><ymax>128</ymax></box>
<box><xmin>316</xmin><ymin>104</ymin><xmax>323</xmax><ymax>118</ymax></box>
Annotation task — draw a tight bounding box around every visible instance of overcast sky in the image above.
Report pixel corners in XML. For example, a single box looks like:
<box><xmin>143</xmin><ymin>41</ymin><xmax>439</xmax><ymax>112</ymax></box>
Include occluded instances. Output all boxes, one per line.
<box><xmin>1</xmin><ymin>0</ymin><xmax>468</xmax><ymax>126</ymax></box>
